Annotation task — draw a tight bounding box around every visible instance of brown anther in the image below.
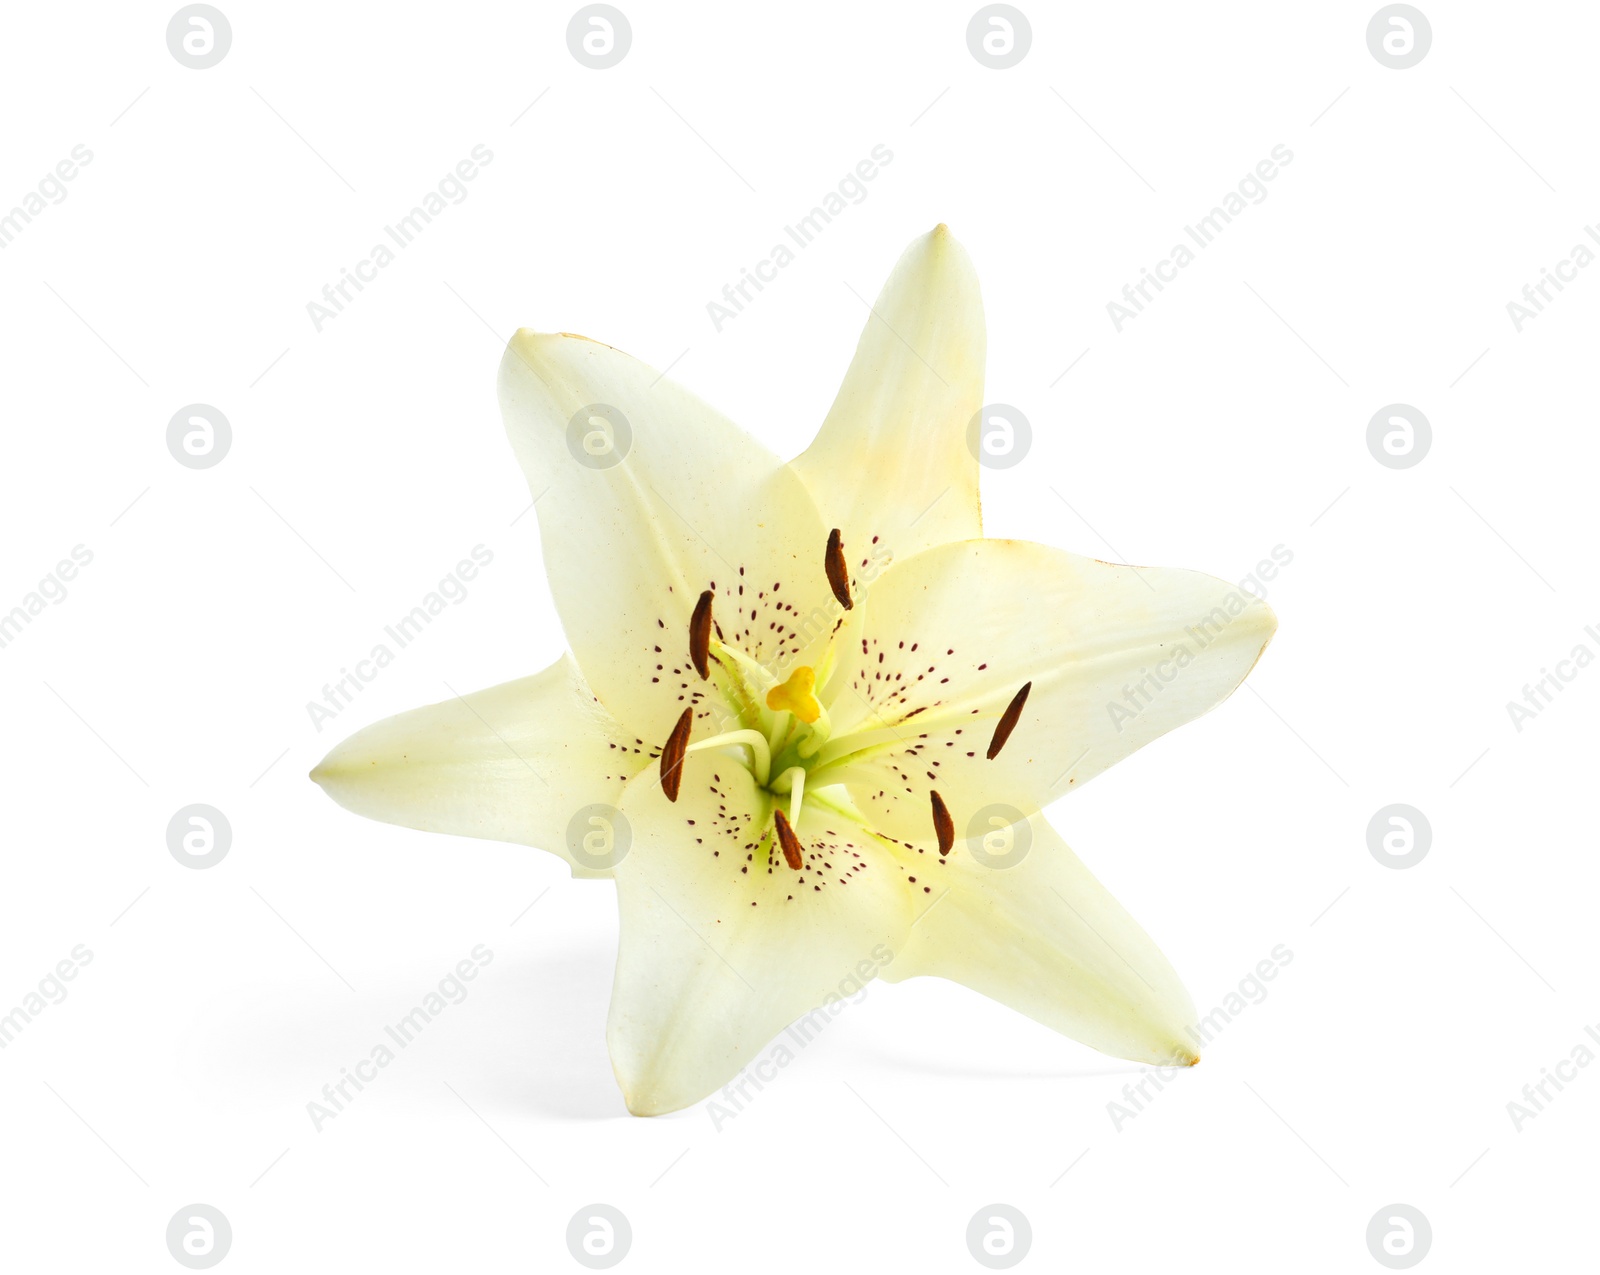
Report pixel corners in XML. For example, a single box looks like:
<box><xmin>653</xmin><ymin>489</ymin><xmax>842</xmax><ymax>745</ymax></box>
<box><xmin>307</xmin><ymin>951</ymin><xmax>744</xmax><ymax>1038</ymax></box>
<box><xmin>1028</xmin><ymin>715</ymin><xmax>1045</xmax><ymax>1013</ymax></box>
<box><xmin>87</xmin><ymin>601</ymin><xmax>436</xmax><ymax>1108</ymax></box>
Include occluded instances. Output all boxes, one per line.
<box><xmin>930</xmin><ymin>790</ymin><xmax>954</xmax><ymax>857</ymax></box>
<box><xmin>987</xmin><ymin>681</ymin><xmax>1032</xmax><ymax>760</ymax></box>
<box><xmin>825</xmin><ymin>527</ymin><xmax>853</xmax><ymax>610</ymax></box>
<box><xmin>773</xmin><ymin>808</ymin><xmax>805</xmax><ymax>870</ymax></box>
<box><xmin>658</xmin><ymin>707</ymin><xmax>693</xmax><ymax>802</ymax></box>
<box><xmin>689</xmin><ymin>589</ymin><xmax>714</xmax><ymax>680</ymax></box>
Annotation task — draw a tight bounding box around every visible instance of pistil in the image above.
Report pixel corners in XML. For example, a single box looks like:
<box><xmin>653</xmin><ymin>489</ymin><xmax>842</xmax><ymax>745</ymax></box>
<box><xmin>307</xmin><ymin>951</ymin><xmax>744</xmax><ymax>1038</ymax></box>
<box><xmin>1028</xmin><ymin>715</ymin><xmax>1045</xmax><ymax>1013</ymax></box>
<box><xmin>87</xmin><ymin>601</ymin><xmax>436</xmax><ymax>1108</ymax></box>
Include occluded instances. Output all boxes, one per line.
<box><xmin>765</xmin><ymin>709</ymin><xmax>792</xmax><ymax>760</ymax></box>
<box><xmin>766</xmin><ymin>665</ymin><xmax>832</xmax><ymax>758</ymax></box>
<box><xmin>765</xmin><ymin>665</ymin><xmax>822</xmax><ymax>723</ymax></box>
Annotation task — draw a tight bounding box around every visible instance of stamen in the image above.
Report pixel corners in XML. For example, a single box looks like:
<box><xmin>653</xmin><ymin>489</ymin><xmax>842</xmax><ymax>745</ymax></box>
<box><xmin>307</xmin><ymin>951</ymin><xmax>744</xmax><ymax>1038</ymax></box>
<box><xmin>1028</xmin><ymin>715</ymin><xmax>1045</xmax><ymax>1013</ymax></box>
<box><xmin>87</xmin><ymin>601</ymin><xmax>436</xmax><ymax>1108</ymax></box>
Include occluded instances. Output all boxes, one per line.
<box><xmin>685</xmin><ymin>729</ymin><xmax>771</xmax><ymax>786</ymax></box>
<box><xmin>772</xmin><ymin>808</ymin><xmax>805</xmax><ymax>870</ymax></box>
<box><xmin>711</xmin><ymin>640</ymin><xmax>777</xmax><ymax>689</ymax></box>
<box><xmin>825</xmin><ymin>528</ymin><xmax>852</xmax><ymax>610</ymax></box>
<box><xmin>659</xmin><ymin>707</ymin><xmax>693</xmax><ymax>802</ymax></box>
<box><xmin>689</xmin><ymin>589</ymin><xmax>713</xmax><ymax>680</ymax></box>
<box><xmin>930</xmin><ymin>789</ymin><xmax>954</xmax><ymax>857</ymax></box>
<box><xmin>987</xmin><ymin>681</ymin><xmax>1032</xmax><ymax>760</ymax></box>
<box><xmin>772</xmin><ymin>765</ymin><xmax>806</xmax><ymax>827</ymax></box>
<box><xmin>811</xmin><ymin>713</ymin><xmax>943</xmax><ymax>771</ymax></box>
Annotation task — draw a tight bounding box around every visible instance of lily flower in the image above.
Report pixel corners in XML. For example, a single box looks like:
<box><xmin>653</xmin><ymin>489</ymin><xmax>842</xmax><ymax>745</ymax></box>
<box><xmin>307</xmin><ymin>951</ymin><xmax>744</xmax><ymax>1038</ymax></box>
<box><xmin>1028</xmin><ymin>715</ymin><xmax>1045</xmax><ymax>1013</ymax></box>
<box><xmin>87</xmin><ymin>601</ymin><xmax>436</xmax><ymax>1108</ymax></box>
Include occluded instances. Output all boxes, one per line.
<box><xmin>312</xmin><ymin>225</ymin><xmax>1276</xmax><ymax>1116</ymax></box>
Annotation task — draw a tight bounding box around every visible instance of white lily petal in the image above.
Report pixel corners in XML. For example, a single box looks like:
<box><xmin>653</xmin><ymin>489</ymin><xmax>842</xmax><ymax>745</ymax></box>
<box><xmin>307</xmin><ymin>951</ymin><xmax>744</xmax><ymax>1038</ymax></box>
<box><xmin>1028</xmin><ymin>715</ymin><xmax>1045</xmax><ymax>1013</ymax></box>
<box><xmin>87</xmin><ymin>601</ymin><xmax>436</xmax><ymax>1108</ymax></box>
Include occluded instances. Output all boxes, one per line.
<box><xmin>311</xmin><ymin>655</ymin><xmax>647</xmax><ymax>878</ymax></box>
<box><xmin>499</xmin><ymin>332</ymin><xmax>838</xmax><ymax>746</ymax></box>
<box><xmin>882</xmin><ymin>812</ymin><xmax>1201</xmax><ymax>1065</ymax></box>
<box><xmin>791</xmin><ymin>225</ymin><xmax>985</xmax><ymax>577</ymax></box>
<box><xmin>824</xmin><ymin>539</ymin><xmax>1275</xmax><ymax>842</ymax></box>
<box><xmin>606</xmin><ymin>755</ymin><xmax>911</xmax><ymax>1115</ymax></box>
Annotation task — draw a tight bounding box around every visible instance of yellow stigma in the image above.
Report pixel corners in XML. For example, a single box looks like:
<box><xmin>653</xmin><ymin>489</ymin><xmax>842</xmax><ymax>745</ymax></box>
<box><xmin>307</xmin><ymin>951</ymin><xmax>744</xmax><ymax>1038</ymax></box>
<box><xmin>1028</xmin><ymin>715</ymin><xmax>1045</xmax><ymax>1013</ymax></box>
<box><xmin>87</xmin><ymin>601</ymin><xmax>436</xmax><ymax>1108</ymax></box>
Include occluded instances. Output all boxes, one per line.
<box><xmin>766</xmin><ymin>666</ymin><xmax>821</xmax><ymax>723</ymax></box>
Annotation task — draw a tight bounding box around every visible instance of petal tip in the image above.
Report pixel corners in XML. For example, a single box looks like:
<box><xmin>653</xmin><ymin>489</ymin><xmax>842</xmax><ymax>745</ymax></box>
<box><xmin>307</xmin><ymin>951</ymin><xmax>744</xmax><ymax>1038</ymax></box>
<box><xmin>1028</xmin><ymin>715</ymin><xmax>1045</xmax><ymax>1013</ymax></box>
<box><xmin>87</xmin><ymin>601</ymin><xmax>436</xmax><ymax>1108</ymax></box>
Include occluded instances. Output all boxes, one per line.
<box><xmin>917</xmin><ymin>222</ymin><xmax>970</xmax><ymax>263</ymax></box>
<box><xmin>1241</xmin><ymin>599</ymin><xmax>1279</xmax><ymax>672</ymax></box>
<box><xmin>307</xmin><ymin>748</ymin><xmax>356</xmax><ymax>805</ymax></box>
<box><xmin>308</xmin><ymin>749</ymin><xmax>342</xmax><ymax>789</ymax></box>
<box><xmin>508</xmin><ymin>328</ymin><xmax>618</xmax><ymax>352</ymax></box>
<box><xmin>609</xmin><ymin>1047</ymin><xmax>689</xmax><ymax>1117</ymax></box>
<box><xmin>621</xmin><ymin>1090</ymin><xmax>669</xmax><ymax>1117</ymax></box>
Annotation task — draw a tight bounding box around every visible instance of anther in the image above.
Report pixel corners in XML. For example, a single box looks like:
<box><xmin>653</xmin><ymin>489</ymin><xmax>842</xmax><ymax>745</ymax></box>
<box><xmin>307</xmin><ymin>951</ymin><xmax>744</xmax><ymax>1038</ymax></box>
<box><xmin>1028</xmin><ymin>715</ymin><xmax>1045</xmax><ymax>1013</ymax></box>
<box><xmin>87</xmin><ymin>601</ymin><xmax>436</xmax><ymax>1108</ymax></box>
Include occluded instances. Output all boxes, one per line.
<box><xmin>773</xmin><ymin>808</ymin><xmax>805</xmax><ymax>870</ymax></box>
<box><xmin>659</xmin><ymin>707</ymin><xmax>694</xmax><ymax>802</ymax></box>
<box><xmin>987</xmin><ymin>681</ymin><xmax>1032</xmax><ymax>760</ymax></box>
<box><xmin>825</xmin><ymin>528</ymin><xmax>852</xmax><ymax>610</ymax></box>
<box><xmin>689</xmin><ymin>589</ymin><xmax>713</xmax><ymax>680</ymax></box>
<box><xmin>930</xmin><ymin>790</ymin><xmax>954</xmax><ymax>857</ymax></box>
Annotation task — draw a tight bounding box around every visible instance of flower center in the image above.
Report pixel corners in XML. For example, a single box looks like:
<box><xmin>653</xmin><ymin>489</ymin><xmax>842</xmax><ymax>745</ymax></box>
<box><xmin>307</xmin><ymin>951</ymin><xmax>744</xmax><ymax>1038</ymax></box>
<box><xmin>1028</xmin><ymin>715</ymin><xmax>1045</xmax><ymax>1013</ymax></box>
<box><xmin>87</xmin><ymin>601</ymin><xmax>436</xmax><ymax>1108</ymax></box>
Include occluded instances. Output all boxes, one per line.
<box><xmin>662</xmin><ymin>567</ymin><xmax>855</xmax><ymax>869</ymax></box>
<box><xmin>685</xmin><ymin>659</ymin><xmax>833</xmax><ymax>799</ymax></box>
<box><xmin>654</xmin><ymin>530</ymin><xmax>1033</xmax><ymax>878</ymax></box>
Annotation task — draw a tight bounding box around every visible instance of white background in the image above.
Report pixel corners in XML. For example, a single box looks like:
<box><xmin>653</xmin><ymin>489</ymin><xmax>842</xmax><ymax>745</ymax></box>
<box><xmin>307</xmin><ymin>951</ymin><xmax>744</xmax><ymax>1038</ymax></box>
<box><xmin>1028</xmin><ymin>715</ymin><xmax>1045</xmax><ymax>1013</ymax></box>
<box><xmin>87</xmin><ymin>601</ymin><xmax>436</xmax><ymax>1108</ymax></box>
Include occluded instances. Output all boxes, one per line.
<box><xmin>2</xmin><ymin>0</ymin><xmax>1594</xmax><ymax>1270</ymax></box>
